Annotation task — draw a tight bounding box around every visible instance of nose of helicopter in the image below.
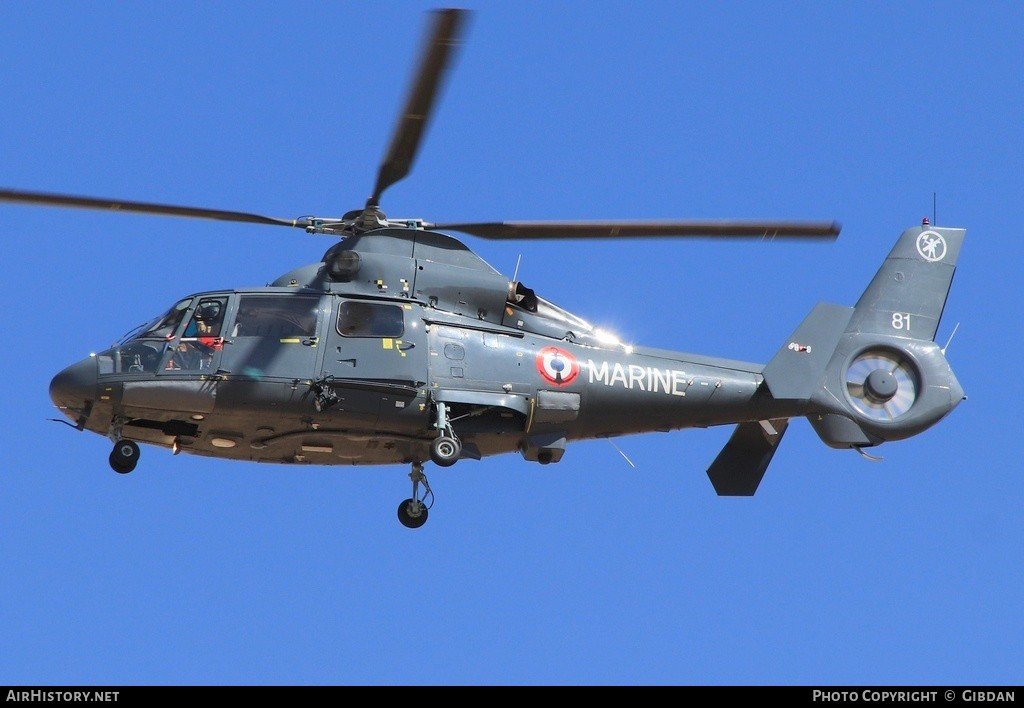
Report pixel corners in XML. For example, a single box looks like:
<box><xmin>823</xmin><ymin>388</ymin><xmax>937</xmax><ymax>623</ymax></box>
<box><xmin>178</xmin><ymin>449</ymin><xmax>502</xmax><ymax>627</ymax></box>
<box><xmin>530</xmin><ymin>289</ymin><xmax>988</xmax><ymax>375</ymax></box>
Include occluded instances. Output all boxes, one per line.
<box><xmin>49</xmin><ymin>356</ymin><xmax>99</xmax><ymax>412</ymax></box>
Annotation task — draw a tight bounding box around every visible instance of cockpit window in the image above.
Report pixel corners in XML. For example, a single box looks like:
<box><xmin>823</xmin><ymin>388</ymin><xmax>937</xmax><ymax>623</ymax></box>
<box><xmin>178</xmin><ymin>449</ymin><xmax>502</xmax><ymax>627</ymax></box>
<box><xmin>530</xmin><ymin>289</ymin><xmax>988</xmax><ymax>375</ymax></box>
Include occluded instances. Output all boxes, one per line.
<box><xmin>138</xmin><ymin>298</ymin><xmax>193</xmax><ymax>339</ymax></box>
<box><xmin>99</xmin><ymin>297</ymin><xmax>194</xmax><ymax>374</ymax></box>
<box><xmin>116</xmin><ymin>320</ymin><xmax>157</xmax><ymax>347</ymax></box>
<box><xmin>168</xmin><ymin>296</ymin><xmax>229</xmax><ymax>371</ymax></box>
<box><xmin>183</xmin><ymin>298</ymin><xmax>226</xmax><ymax>338</ymax></box>
<box><xmin>97</xmin><ymin>341</ymin><xmax>167</xmax><ymax>375</ymax></box>
<box><xmin>337</xmin><ymin>301</ymin><xmax>404</xmax><ymax>337</ymax></box>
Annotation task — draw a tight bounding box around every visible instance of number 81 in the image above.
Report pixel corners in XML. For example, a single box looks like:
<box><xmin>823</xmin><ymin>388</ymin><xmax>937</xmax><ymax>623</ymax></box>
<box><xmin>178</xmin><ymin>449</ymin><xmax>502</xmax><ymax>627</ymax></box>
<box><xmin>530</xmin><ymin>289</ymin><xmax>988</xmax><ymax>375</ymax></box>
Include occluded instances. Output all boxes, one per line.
<box><xmin>892</xmin><ymin>312</ymin><xmax>911</xmax><ymax>331</ymax></box>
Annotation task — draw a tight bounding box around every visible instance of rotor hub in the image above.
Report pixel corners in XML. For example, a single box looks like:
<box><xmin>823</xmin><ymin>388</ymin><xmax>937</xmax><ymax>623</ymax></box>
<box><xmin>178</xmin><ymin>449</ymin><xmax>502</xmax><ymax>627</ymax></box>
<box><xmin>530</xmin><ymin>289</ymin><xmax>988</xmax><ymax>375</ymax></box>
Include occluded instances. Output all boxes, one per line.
<box><xmin>864</xmin><ymin>369</ymin><xmax>898</xmax><ymax>402</ymax></box>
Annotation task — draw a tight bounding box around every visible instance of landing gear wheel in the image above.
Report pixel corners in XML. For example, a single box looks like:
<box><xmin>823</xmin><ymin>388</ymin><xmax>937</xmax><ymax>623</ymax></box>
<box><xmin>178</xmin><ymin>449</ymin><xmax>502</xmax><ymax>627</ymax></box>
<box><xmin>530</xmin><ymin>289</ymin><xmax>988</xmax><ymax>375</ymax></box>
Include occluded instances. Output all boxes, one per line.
<box><xmin>109</xmin><ymin>454</ymin><xmax>133</xmax><ymax>474</ymax></box>
<box><xmin>397</xmin><ymin>498</ymin><xmax>428</xmax><ymax>529</ymax></box>
<box><xmin>429</xmin><ymin>400</ymin><xmax>461</xmax><ymax>467</ymax></box>
<box><xmin>429</xmin><ymin>436</ymin><xmax>461</xmax><ymax>467</ymax></box>
<box><xmin>398</xmin><ymin>462</ymin><xmax>433</xmax><ymax>528</ymax></box>
<box><xmin>109</xmin><ymin>439</ymin><xmax>139</xmax><ymax>474</ymax></box>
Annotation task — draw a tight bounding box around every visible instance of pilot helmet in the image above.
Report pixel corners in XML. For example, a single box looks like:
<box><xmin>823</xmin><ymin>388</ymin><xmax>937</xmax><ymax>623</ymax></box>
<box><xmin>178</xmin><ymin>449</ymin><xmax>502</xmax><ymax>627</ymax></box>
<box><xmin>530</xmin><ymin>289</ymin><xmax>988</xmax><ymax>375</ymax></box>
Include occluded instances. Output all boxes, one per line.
<box><xmin>196</xmin><ymin>301</ymin><xmax>222</xmax><ymax>322</ymax></box>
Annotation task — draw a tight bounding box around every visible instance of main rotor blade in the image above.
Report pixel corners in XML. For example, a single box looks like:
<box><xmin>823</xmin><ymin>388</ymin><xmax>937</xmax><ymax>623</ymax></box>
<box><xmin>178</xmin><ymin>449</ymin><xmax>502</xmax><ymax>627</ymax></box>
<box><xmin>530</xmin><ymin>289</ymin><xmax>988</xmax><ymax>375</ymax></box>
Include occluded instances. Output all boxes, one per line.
<box><xmin>0</xmin><ymin>188</ymin><xmax>307</xmax><ymax>229</ymax></box>
<box><xmin>427</xmin><ymin>220</ymin><xmax>842</xmax><ymax>240</ymax></box>
<box><xmin>368</xmin><ymin>8</ymin><xmax>468</xmax><ymax>207</ymax></box>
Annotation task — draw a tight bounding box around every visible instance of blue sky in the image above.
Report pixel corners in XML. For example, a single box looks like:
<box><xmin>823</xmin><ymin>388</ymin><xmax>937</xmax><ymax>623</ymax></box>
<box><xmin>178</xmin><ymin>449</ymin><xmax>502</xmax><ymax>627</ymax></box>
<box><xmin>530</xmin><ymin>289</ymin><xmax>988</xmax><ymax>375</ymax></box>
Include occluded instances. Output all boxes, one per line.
<box><xmin>1</xmin><ymin>1</ymin><xmax>1021</xmax><ymax>685</ymax></box>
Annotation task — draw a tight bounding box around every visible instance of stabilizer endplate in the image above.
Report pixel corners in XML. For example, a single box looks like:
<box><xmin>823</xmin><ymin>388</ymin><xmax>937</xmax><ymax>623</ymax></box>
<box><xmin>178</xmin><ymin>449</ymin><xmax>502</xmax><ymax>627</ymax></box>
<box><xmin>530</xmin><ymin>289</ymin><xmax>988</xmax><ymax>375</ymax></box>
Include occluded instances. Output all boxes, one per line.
<box><xmin>706</xmin><ymin>418</ymin><xmax>790</xmax><ymax>496</ymax></box>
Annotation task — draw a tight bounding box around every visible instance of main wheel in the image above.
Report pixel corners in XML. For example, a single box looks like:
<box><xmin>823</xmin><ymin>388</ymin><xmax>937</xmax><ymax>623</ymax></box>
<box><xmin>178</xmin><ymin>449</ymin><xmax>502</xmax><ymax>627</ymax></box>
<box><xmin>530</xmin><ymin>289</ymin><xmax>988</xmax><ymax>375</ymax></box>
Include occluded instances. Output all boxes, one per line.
<box><xmin>397</xmin><ymin>498</ymin><xmax>428</xmax><ymax>528</ymax></box>
<box><xmin>109</xmin><ymin>439</ymin><xmax>140</xmax><ymax>474</ymax></box>
<box><xmin>429</xmin><ymin>436</ymin><xmax>461</xmax><ymax>467</ymax></box>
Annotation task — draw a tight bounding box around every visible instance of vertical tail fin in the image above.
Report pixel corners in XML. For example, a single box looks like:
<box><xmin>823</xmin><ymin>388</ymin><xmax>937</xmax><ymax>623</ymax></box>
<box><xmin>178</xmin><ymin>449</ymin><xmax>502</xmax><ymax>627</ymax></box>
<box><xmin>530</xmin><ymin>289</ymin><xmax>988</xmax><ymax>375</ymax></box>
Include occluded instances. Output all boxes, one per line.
<box><xmin>847</xmin><ymin>224</ymin><xmax>965</xmax><ymax>341</ymax></box>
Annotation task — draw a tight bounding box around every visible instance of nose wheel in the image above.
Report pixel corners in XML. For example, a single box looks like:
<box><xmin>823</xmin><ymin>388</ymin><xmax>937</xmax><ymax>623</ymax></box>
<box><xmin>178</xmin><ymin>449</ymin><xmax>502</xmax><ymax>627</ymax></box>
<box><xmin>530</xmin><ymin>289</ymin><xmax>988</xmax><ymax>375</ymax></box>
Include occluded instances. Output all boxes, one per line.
<box><xmin>397</xmin><ymin>462</ymin><xmax>433</xmax><ymax>529</ymax></box>
<box><xmin>109</xmin><ymin>439</ymin><xmax>140</xmax><ymax>474</ymax></box>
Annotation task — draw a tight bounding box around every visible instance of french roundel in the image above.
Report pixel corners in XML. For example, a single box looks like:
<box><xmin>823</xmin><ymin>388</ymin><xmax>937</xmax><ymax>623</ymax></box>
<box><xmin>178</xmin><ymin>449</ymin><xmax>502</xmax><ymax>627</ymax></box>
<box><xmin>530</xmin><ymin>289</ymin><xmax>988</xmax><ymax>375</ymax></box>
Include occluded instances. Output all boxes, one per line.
<box><xmin>536</xmin><ymin>347</ymin><xmax>579</xmax><ymax>386</ymax></box>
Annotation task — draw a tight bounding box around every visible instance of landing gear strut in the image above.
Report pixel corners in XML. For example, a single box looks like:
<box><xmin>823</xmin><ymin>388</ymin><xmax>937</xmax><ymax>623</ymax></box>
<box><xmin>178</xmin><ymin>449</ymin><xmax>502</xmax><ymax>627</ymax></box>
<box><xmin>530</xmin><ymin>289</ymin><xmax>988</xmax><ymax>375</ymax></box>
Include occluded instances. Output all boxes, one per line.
<box><xmin>429</xmin><ymin>401</ymin><xmax>462</xmax><ymax>467</ymax></box>
<box><xmin>397</xmin><ymin>462</ymin><xmax>432</xmax><ymax>529</ymax></box>
<box><xmin>109</xmin><ymin>439</ymin><xmax>140</xmax><ymax>474</ymax></box>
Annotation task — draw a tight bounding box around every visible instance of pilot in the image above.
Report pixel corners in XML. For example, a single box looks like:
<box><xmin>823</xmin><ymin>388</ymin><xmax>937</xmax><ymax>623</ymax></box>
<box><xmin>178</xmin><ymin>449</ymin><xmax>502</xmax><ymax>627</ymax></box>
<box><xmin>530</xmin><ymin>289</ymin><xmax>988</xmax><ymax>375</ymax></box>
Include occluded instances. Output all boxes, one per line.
<box><xmin>194</xmin><ymin>301</ymin><xmax>223</xmax><ymax>338</ymax></box>
<box><xmin>168</xmin><ymin>300</ymin><xmax>224</xmax><ymax>370</ymax></box>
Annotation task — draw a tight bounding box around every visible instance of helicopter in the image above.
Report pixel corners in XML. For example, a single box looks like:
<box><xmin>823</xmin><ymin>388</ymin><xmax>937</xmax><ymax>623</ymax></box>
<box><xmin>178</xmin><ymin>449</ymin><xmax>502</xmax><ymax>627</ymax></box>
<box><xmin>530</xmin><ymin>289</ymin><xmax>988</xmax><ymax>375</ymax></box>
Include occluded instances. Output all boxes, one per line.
<box><xmin>2</xmin><ymin>9</ymin><xmax>965</xmax><ymax>528</ymax></box>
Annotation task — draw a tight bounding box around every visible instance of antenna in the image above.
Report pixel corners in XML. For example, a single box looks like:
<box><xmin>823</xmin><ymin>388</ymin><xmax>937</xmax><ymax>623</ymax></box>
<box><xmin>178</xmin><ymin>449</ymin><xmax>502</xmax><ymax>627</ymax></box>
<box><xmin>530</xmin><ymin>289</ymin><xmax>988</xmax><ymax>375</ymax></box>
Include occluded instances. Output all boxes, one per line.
<box><xmin>942</xmin><ymin>322</ymin><xmax>961</xmax><ymax>355</ymax></box>
<box><xmin>608</xmin><ymin>439</ymin><xmax>636</xmax><ymax>468</ymax></box>
<box><xmin>512</xmin><ymin>254</ymin><xmax>522</xmax><ymax>282</ymax></box>
<box><xmin>933</xmin><ymin>192</ymin><xmax>937</xmax><ymax>226</ymax></box>
<box><xmin>854</xmin><ymin>446</ymin><xmax>884</xmax><ymax>462</ymax></box>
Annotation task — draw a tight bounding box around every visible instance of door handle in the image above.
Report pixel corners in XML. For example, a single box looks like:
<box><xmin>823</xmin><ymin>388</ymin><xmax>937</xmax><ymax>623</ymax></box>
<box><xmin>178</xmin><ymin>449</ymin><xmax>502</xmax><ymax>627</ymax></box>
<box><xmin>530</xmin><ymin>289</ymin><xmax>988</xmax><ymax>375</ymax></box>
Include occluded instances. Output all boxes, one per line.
<box><xmin>302</xmin><ymin>337</ymin><xmax>319</xmax><ymax>347</ymax></box>
<box><xmin>397</xmin><ymin>341</ymin><xmax>415</xmax><ymax>351</ymax></box>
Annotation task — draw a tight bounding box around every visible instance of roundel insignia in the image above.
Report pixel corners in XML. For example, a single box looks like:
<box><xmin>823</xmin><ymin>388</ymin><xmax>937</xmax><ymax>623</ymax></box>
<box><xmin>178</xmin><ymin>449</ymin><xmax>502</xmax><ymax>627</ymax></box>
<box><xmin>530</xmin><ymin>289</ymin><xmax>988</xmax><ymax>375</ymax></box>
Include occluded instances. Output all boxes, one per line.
<box><xmin>536</xmin><ymin>347</ymin><xmax>579</xmax><ymax>386</ymax></box>
<box><xmin>916</xmin><ymin>230</ymin><xmax>947</xmax><ymax>262</ymax></box>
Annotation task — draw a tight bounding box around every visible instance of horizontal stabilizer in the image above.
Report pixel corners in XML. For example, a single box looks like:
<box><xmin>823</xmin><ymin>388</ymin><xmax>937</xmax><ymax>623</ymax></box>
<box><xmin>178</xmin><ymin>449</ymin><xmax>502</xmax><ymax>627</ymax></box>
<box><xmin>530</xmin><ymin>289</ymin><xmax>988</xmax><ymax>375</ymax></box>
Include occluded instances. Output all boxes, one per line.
<box><xmin>706</xmin><ymin>419</ymin><xmax>789</xmax><ymax>496</ymax></box>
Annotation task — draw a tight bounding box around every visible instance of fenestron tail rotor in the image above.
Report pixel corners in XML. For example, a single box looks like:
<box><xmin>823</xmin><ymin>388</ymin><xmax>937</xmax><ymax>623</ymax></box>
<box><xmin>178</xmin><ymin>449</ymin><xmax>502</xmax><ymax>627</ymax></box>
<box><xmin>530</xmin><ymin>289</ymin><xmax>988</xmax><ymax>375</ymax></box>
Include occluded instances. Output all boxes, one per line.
<box><xmin>846</xmin><ymin>351</ymin><xmax>919</xmax><ymax>421</ymax></box>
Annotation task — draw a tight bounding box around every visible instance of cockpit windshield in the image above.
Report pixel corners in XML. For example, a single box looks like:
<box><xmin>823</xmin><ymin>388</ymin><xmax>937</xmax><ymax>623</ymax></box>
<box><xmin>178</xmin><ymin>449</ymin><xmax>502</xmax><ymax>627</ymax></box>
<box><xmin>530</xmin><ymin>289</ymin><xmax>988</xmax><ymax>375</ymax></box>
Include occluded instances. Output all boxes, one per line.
<box><xmin>114</xmin><ymin>297</ymin><xmax>196</xmax><ymax>346</ymax></box>
<box><xmin>115</xmin><ymin>320</ymin><xmax>157</xmax><ymax>347</ymax></box>
<box><xmin>136</xmin><ymin>298</ymin><xmax>194</xmax><ymax>340</ymax></box>
<box><xmin>100</xmin><ymin>297</ymin><xmax>195</xmax><ymax>375</ymax></box>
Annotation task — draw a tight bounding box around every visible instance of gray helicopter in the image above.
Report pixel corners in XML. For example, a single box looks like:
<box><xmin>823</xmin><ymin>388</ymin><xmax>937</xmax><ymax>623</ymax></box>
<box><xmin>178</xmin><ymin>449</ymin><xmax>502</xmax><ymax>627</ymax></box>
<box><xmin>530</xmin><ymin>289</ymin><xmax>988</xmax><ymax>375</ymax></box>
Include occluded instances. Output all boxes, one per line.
<box><xmin>2</xmin><ymin>9</ymin><xmax>965</xmax><ymax>528</ymax></box>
